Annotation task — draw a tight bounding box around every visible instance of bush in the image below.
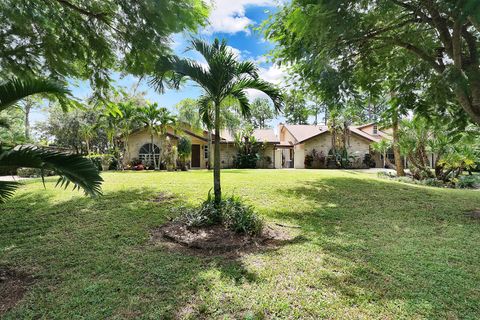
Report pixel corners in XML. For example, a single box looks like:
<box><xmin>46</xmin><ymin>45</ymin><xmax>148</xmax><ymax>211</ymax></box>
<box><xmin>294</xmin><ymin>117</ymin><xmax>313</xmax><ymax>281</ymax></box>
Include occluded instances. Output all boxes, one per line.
<box><xmin>234</xmin><ymin>153</ymin><xmax>259</xmax><ymax>169</ymax></box>
<box><xmin>178</xmin><ymin>193</ymin><xmax>263</xmax><ymax>236</ymax></box>
<box><xmin>87</xmin><ymin>154</ymin><xmax>113</xmax><ymax>171</ymax></box>
<box><xmin>456</xmin><ymin>175</ymin><xmax>480</xmax><ymax>189</ymax></box>
<box><xmin>17</xmin><ymin>167</ymin><xmax>56</xmax><ymax>178</ymax></box>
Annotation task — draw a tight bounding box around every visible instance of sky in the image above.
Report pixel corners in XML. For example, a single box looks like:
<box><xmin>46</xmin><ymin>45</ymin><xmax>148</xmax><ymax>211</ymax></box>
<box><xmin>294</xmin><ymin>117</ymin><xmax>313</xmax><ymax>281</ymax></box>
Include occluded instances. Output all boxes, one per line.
<box><xmin>30</xmin><ymin>0</ymin><xmax>288</xmax><ymax>128</ymax></box>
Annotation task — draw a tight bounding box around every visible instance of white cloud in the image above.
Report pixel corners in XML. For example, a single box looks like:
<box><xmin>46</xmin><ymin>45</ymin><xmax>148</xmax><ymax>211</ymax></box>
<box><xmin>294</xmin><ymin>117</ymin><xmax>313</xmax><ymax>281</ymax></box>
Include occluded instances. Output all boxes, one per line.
<box><xmin>204</xmin><ymin>0</ymin><xmax>275</xmax><ymax>34</ymax></box>
<box><xmin>245</xmin><ymin>63</ymin><xmax>288</xmax><ymax>100</ymax></box>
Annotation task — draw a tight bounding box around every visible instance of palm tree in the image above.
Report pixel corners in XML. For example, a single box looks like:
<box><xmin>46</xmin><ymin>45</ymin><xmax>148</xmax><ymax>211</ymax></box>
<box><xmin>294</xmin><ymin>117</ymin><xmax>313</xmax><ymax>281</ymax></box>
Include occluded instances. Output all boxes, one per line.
<box><xmin>118</xmin><ymin>101</ymin><xmax>140</xmax><ymax>168</ymax></box>
<box><xmin>152</xmin><ymin>38</ymin><xmax>283</xmax><ymax>204</ymax></box>
<box><xmin>372</xmin><ymin>138</ymin><xmax>392</xmax><ymax>168</ymax></box>
<box><xmin>156</xmin><ymin>107</ymin><xmax>177</xmax><ymax>169</ymax></box>
<box><xmin>0</xmin><ymin>77</ymin><xmax>103</xmax><ymax>203</ymax></box>
<box><xmin>139</xmin><ymin>103</ymin><xmax>177</xmax><ymax>169</ymax></box>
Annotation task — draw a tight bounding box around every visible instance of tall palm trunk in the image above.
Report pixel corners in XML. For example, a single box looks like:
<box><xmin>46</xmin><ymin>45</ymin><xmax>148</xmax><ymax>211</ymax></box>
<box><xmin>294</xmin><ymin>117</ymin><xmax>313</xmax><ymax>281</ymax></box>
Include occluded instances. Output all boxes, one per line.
<box><xmin>392</xmin><ymin>114</ymin><xmax>405</xmax><ymax>176</ymax></box>
<box><xmin>213</xmin><ymin>101</ymin><xmax>221</xmax><ymax>204</ymax></box>
<box><xmin>150</xmin><ymin>131</ymin><xmax>157</xmax><ymax>169</ymax></box>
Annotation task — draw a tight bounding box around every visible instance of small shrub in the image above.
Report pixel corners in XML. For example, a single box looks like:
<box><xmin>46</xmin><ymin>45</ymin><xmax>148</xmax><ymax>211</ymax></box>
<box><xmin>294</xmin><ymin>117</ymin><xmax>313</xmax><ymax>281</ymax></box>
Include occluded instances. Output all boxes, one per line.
<box><xmin>456</xmin><ymin>175</ymin><xmax>480</xmax><ymax>189</ymax></box>
<box><xmin>17</xmin><ymin>167</ymin><xmax>55</xmax><ymax>178</ymax></box>
<box><xmin>417</xmin><ymin>178</ymin><xmax>445</xmax><ymax>187</ymax></box>
<box><xmin>178</xmin><ymin>192</ymin><xmax>263</xmax><ymax>235</ymax></box>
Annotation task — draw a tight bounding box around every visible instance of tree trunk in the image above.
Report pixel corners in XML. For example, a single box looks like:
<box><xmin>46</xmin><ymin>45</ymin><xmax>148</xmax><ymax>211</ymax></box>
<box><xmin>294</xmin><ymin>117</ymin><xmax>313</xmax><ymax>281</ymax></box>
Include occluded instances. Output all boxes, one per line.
<box><xmin>392</xmin><ymin>114</ymin><xmax>405</xmax><ymax>176</ymax></box>
<box><xmin>213</xmin><ymin>101</ymin><xmax>221</xmax><ymax>205</ymax></box>
<box><xmin>151</xmin><ymin>132</ymin><xmax>157</xmax><ymax>170</ymax></box>
<box><xmin>24</xmin><ymin>104</ymin><xmax>31</xmax><ymax>141</ymax></box>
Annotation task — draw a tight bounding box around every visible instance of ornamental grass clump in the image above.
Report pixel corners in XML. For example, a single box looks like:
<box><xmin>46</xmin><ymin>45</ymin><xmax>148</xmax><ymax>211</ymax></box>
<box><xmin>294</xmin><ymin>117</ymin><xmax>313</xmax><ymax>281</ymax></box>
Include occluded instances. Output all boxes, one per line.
<box><xmin>179</xmin><ymin>192</ymin><xmax>264</xmax><ymax>236</ymax></box>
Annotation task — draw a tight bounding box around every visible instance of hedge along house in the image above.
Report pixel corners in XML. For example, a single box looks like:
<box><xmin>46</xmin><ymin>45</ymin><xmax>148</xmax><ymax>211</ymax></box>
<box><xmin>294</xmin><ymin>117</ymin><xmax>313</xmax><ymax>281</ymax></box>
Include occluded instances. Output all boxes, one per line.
<box><xmin>124</xmin><ymin>124</ymin><xmax>279</xmax><ymax>169</ymax></box>
<box><xmin>275</xmin><ymin>123</ymin><xmax>388</xmax><ymax>169</ymax></box>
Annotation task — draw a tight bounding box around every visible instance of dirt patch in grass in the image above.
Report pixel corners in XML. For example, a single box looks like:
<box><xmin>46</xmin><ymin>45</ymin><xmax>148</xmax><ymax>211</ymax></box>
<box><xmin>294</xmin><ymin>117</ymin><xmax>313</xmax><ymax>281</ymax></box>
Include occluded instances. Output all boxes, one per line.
<box><xmin>465</xmin><ymin>209</ymin><xmax>480</xmax><ymax>220</ymax></box>
<box><xmin>150</xmin><ymin>192</ymin><xmax>176</xmax><ymax>203</ymax></box>
<box><xmin>0</xmin><ymin>267</ymin><xmax>35</xmax><ymax>316</ymax></box>
<box><xmin>150</xmin><ymin>222</ymin><xmax>297</xmax><ymax>257</ymax></box>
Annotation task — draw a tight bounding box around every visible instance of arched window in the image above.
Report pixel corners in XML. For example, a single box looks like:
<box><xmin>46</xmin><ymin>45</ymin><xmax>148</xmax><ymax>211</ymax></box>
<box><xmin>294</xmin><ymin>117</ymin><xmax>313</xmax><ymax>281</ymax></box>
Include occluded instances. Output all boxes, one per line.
<box><xmin>138</xmin><ymin>143</ymin><xmax>160</xmax><ymax>165</ymax></box>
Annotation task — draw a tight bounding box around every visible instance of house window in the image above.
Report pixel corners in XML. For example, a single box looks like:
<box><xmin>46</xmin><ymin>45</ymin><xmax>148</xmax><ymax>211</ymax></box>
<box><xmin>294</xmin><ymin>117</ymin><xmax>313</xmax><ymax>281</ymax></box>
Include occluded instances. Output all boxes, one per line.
<box><xmin>204</xmin><ymin>144</ymin><xmax>209</xmax><ymax>159</ymax></box>
<box><xmin>138</xmin><ymin>143</ymin><xmax>160</xmax><ymax>165</ymax></box>
<box><xmin>373</xmin><ymin>124</ymin><xmax>378</xmax><ymax>134</ymax></box>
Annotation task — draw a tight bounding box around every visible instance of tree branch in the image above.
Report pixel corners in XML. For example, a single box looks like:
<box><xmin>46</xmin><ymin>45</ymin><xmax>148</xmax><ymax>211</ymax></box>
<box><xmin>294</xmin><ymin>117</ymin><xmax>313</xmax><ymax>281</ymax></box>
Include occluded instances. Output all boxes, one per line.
<box><xmin>53</xmin><ymin>0</ymin><xmax>107</xmax><ymax>20</ymax></box>
<box><xmin>388</xmin><ymin>38</ymin><xmax>445</xmax><ymax>73</ymax></box>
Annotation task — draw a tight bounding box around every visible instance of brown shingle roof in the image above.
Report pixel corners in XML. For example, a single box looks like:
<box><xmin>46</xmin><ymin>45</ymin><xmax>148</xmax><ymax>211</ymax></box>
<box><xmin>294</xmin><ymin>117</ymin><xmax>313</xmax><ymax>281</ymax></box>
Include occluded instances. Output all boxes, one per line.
<box><xmin>220</xmin><ymin>128</ymin><xmax>279</xmax><ymax>143</ymax></box>
<box><xmin>284</xmin><ymin>125</ymin><xmax>328</xmax><ymax>143</ymax></box>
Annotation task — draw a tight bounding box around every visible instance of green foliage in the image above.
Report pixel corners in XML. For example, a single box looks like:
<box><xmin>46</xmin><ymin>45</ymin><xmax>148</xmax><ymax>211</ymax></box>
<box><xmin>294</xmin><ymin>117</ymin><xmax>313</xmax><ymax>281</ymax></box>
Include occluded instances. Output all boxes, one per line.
<box><xmin>0</xmin><ymin>77</ymin><xmax>70</xmax><ymax>112</ymax></box>
<box><xmin>17</xmin><ymin>167</ymin><xmax>55</xmax><ymax>178</ymax></box>
<box><xmin>0</xmin><ymin>107</ymin><xmax>26</xmax><ymax>146</ymax></box>
<box><xmin>152</xmin><ymin>38</ymin><xmax>283</xmax><ymax>202</ymax></box>
<box><xmin>304</xmin><ymin>149</ymin><xmax>326</xmax><ymax>169</ymax></box>
<box><xmin>0</xmin><ymin>146</ymin><xmax>103</xmax><ymax>202</ymax></box>
<box><xmin>249</xmin><ymin>98</ymin><xmax>275</xmax><ymax>128</ymax></box>
<box><xmin>456</xmin><ymin>175</ymin><xmax>480</xmax><ymax>189</ymax></box>
<box><xmin>177</xmin><ymin>136</ymin><xmax>192</xmax><ymax>171</ymax></box>
<box><xmin>283</xmin><ymin>90</ymin><xmax>310</xmax><ymax>124</ymax></box>
<box><xmin>263</xmin><ymin>0</ymin><xmax>480</xmax><ymax>126</ymax></box>
<box><xmin>179</xmin><ymin>192</ymin><xmax>263</xmax><ymax>236</ymax></box>
<box><xmin>0</xmin><ymin>0</ymin><xmax>208</xmax><ymax>96</ymax></box>
<box><xmin>233</xmin><ymin>127</ymin><xmax>261</xmax><ymax>169</ymax></box>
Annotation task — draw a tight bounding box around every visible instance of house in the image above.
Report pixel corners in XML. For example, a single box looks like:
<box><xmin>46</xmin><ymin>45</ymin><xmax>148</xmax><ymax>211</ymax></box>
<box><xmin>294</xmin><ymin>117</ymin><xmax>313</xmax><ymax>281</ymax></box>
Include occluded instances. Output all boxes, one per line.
<box><xmin>124</xmin><ymin>125</ymin><xmax>278</xmax><ymax>169</ymax></box>
<box><xmin>124</xmin><ymin>122</ymin><xmax>412</xmax><ymax>170</ymax></box>
<box><xmin>274</xmin><ymin>123</ymin><xmax>388</xmax><ymax>169</ymax></box>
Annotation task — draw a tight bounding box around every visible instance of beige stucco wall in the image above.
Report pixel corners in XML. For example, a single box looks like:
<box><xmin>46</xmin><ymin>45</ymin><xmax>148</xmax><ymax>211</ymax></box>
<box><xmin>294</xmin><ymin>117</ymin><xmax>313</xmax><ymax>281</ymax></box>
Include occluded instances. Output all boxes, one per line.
<box><xmin>294</xmin><ymin>144</ymin><xmax>305</xmax><ymax>169</ymax></box>
<box><xmin>274</xmin><ymin>149</ymin><xmax>282</xmax><ymax>169</ymax></box>
<box><xmin>304</xmin><ymin>133</ymin><xmax>332</xmax><ymax>157</ymax></box>
<box><xmin>303</xmin><ymin>133</ymin><xmax>371</xmax><ymax>168</ymax></box>
<box><xmin>257</xmin><ymin>145</ymin><xmax>275</xmax><ymax>168</ymax></box>
<box><xmin>346</xmin><ymin>134</ymin><xmax>370</xmax><ymax>167</ymax></box>
<box><xmin>279</xmin><ymin>126</ymin><xmax>297</xmax><ymax>143</ymax></box>
<box><xmin>126</xmin><ymin>128</ymin><xmax>209</xmax><ymax>169</ymax></box>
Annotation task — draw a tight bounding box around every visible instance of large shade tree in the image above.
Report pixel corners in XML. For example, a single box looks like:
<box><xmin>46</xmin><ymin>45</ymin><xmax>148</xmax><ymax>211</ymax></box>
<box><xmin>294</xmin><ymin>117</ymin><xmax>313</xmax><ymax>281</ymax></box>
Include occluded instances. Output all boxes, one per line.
<box><xmin>0</xmin><ymin>0</ymin><xmax>208</xmax><ymax>97</ymax></box>
<box><xmin>264</xmin><ymin>0</ymin><xmax>480</xmax><ymax>126</ymax></box>
<box><xmin>152</xmin><ymin>38</ymin><xmax>283</xmax><ymax>203</ymax></box>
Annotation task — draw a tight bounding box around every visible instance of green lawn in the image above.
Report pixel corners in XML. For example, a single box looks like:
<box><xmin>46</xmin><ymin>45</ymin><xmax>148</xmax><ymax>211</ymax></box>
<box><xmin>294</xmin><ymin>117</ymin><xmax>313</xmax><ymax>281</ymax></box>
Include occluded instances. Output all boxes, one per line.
<box><xmin>1</xmin><ymin>170</ymin><xmax>479</xmax><ymax>319</ymax></box>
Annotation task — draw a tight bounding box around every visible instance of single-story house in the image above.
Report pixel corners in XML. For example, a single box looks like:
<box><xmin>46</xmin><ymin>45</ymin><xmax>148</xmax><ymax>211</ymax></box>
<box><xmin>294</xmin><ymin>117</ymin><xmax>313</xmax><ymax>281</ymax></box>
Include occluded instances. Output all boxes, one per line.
<box><xmin>125</xmin><ymin>122</ymin><xmax>434</xmax><ymax>170</ymax></box>
<box><xmin>275</xmin><ymin>123</ymin><xmax>387</xmax><ymax>169</ymax></box>
<box><xmin>124</xmin><ymin>125</ymin><xmax>279</xmax><ymax>169</ymax></box>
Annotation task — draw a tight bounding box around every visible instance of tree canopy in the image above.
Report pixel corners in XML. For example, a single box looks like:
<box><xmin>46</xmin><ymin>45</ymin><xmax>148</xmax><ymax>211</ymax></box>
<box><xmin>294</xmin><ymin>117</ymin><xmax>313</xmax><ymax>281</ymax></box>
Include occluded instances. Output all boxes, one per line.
<box><xmin>0</xmin><ymin>0</ymin><xmax>208</xmax><ymax>96</ymax></box>
<box><xmin>263</xmin><ymin>0</ymin><xmax>480</xmax><ymax>126</ymax></box>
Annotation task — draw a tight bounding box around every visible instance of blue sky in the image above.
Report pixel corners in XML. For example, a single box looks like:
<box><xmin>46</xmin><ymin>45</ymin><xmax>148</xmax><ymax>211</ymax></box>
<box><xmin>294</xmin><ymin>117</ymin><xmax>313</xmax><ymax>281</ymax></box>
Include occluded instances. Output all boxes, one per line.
<box><xmin>31</xmin><ymin>1</ymin><xmax>287</xmax><ymax>127</ymax></box>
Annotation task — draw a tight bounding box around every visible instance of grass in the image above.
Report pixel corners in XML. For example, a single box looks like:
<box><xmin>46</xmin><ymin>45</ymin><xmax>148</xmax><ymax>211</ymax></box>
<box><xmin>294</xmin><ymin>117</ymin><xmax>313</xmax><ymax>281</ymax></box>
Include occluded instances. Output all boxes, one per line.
<box><xmin>1</xmin><ymin>169</ymin><xmax>479</xmax><ymax>319</ymax></box>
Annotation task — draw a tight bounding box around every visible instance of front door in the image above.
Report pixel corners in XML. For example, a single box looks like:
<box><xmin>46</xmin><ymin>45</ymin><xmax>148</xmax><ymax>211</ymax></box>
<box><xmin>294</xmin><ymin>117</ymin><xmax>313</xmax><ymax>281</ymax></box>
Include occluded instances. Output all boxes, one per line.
<box><xmin>191</xmin><ymin>144</ymin><xmax>200</xmax><ymax>168</ymax></box>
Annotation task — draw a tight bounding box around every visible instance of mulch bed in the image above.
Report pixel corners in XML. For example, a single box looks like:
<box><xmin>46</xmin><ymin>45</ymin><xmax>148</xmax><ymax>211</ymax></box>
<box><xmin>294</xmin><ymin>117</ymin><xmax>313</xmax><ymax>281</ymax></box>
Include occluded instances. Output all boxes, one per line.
<box><xmin>0</xmin><ymin>267</ymin><xmax>35</xmax><ymax>316</ymax></box>
<box><xmin>465</xmin><ymin>209</ymin><xmax>480</xmax><ymax>220</ymax></box>
<box><xmin>150</xmin><ymin>222</ymin><xmax>297</xmax><ymax>257</ymax></box>
<box><xmin>150</xmin><ymin>192</ymin><xmax>176</xmax><ymax>203</ymax></box>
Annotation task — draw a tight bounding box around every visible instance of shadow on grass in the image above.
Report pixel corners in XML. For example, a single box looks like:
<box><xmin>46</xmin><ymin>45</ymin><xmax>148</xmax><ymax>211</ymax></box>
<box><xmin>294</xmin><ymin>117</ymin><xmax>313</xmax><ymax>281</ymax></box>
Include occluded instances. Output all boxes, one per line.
<box><xmin>0</xmin><ymin>187</ymin><xmax>307</xmax><ymax>319</ymax></box>
<box><xmin>272</xmin><ymin>176</ymin><xmax>480</xmax><ymax>318</ymax></box>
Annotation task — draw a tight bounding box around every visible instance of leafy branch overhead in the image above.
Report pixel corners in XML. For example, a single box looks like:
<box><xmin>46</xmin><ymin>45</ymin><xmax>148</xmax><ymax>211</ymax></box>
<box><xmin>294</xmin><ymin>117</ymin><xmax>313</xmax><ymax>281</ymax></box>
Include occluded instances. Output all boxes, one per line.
<box><xmin>264</xmin><ymin>0</ymin><xmax>480</xmax><ymax>126</ymax></box>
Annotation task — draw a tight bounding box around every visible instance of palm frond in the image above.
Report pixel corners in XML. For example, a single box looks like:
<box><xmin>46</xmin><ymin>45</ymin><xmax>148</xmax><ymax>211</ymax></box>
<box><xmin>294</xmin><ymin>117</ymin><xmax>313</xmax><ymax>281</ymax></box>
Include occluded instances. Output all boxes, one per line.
<box><xmin>151</xmin><ymin>55</ymin><xmax>210</xmax><ymax>94</ymax></box>
<box><xmin>0</xmin><ymin>77</ymin><xmax>70</xmax><ymax>112</ymax></box>
<box><xmin>0</xmin><ymin>180</ymin><xmax>19</xmax><ymax>204</ymax></box>
<box><xmin>235</xmin><ymin>61</ymin><xmax>259</xmax><ymax>78</ymax></box>
<box><xmin>198</xmin><ymin>95</ymin><xmax>214</xmax><ymax>128</ymax></box>
<box><xmin>0</xmin><ymin>146</ymin><xmax>103</xmax><ymax>201</ymax></box>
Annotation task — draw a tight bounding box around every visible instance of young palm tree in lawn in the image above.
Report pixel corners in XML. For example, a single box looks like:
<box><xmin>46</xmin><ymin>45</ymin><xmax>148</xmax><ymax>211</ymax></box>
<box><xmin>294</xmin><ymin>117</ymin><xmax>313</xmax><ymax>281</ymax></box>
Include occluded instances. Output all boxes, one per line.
<box><xmin>138</xmin><ymin>103</ymin><xmax>176</xmax><ymax>169</ymax></box>
<box><xmin>152</xmin><ymin>38</ymin><xmax>283</xmax><ymax>204</ymax></box>
<box><xmin>0</xmin><ymin>76</ymin><xmax>103</xmax><ymax>202</ymax></box>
